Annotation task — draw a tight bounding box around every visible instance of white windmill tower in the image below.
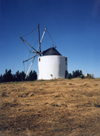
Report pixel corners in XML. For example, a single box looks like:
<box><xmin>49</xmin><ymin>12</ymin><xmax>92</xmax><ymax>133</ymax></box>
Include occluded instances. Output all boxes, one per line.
<box><xmin>20</xmin><ymin>24</ymin><xmax>67</xmax><ymax>80</ymax></box>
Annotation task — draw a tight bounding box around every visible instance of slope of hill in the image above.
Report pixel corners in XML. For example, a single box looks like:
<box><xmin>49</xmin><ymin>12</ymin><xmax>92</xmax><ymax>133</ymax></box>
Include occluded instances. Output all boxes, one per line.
<box><xmin>0</xmin><ymin>78</ymin><xmax>100</xmax><ymax>136</ymax></box>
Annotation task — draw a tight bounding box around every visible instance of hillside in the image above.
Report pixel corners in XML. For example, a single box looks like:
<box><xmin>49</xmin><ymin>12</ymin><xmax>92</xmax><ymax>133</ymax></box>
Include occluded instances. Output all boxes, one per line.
<box><xmin>0</xmin><ymin>78</ymin><xmax>100</xmax><ymax>136</ymax></box>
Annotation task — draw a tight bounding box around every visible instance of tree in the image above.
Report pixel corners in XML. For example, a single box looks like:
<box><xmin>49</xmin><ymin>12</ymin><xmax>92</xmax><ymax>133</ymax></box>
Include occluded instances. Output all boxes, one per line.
<box><xmin>20</xmin><ymin>71</ymin><xmax>26</xmax><ymax>81</ymax></box>
<box><xmin>15</xmin><ymin>71</ymin><xmax>21</xmax><ymax>81</ymax></box>
<box><xmin>2</xmin><ymin>69</ymin><xmax>13</xmax><ymax>82</ymax></box>
<box><xmin>0</xmin><ymin>69</ymin><xmax>37</xmax><ymax>83</ymax></box>
<box><xmin>0</xmin><ymin>74</ymin><xmax>3</xmax><ymax>83</ymax></box>
<box><xmin>8</xmin><ymin>69</ymin><xmax>13</xmax><ymax>81</ymax></box>
<box><xmin>67</xmin><ymin>73</ymin><xmax>73</xmax><ymax>79</ymax></box>
<box><xmin>67</xmin><ymin>70</ymin><xmax>84</xmax><ymax>79</ymax></box>
<box><xmin>72</xmin><ymin>70</ymin><xmax>83</xmax><ymax>78</ymax></box>
<box><xmin>27</xmin><ymin>70</ymin><xmax>37</xmax><ymax>81</ymax></box>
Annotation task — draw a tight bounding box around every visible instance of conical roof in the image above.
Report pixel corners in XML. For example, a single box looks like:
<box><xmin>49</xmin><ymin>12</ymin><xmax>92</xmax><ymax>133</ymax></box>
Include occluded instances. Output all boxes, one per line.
<box><xmin>42</xmin><ymin>47</ymin><xmax>62</xmax><ymax>56</ymax></box>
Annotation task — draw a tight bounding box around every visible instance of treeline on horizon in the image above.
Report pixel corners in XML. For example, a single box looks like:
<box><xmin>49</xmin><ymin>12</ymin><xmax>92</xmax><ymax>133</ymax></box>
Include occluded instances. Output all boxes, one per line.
<box><xmin>67</xmin><ymin>70</ymin><xmax>85</xmax><ymax>79</ymax></box>
<box><xmin>0</xmin><ymin>69</ymin><xmax>37</xmax><ymax>83</ymax></box>
<box><xmin>0</xmin><ymin>69</ymin><xmax>86</xmax><ymax>83</ymax></box>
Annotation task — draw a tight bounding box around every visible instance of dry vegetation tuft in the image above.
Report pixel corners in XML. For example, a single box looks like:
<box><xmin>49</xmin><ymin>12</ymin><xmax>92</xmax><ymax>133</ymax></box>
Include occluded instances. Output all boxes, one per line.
<box><xmin>0</xmin><ymin>78</ymin><xmax>100</xmax><ymax>136</ymax></box>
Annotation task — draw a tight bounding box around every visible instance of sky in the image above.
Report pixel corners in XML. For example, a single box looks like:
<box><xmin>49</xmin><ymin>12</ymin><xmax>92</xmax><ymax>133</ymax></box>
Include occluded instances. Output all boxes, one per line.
<box><xmin>0</xmin><ymin>0</ymin><xmax>100</xmax><ymax>77</ymax></box>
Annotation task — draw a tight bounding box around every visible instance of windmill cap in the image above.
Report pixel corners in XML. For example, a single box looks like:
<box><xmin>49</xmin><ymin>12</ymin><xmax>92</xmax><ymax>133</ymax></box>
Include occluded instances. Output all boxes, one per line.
<box><xmin>42</xmin><ymin>47</ymin><xmax>62</xmax><ymax>56</ymax></box>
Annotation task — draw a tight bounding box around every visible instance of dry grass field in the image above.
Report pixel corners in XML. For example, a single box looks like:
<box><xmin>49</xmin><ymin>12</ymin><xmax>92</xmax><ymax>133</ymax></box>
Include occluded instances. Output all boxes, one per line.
<box><xmin>0</xmin><ymin>78</ymin><xmax>100</xmax><ymax>136</ymax></box>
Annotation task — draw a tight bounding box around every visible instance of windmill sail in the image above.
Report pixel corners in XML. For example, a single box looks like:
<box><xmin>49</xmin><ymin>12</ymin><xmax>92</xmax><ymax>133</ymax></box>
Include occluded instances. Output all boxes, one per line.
<box><xmin>20</xmin><ymin>24</ymin><xmax>47</xmax><ymax>79</ymax></box>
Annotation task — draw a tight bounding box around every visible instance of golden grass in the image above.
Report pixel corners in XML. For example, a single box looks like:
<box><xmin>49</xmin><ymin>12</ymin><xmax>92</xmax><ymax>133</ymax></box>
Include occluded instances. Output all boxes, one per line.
<box><xmin>0</xmin><ymin>78</ymin><xmax>100</xmax><ymax>136</ymax></box>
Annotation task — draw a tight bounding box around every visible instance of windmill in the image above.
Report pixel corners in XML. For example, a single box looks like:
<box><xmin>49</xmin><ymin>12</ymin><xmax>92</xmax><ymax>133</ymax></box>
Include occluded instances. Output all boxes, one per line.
<box><xmin>20</xmin><ymin>24</ymin><xmax>67</xmax><ymax>80</ymax></box>
<box><xmin>20</xmin><ymin>24</ymin><xmax>47</xmax><ymax>79</ymax></box>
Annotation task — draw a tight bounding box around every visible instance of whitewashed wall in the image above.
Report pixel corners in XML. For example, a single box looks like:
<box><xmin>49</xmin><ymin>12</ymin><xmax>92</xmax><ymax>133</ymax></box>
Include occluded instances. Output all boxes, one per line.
<box><xmin>38</xmin><ymin>55</ymin><xmax>67</xmax><ymax>80</ymax></box>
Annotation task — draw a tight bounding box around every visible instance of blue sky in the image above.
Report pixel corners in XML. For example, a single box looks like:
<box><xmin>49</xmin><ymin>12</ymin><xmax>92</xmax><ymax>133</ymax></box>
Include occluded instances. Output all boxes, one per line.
<box><xmin>0</xmin><ymin>0</ymin><xmax>100</xmax><ymax>77</ymax></box>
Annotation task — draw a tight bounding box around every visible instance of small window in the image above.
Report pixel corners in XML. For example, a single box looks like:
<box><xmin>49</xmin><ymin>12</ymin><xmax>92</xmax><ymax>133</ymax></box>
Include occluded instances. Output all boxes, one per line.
<box><xmin>50</xmin><ymin>74</ymin><xmax>53</xmax><ymax>77</ymax></box>
<box><xmin>39</xmin><ymin>58</ymin><xmax>41</xmax><ymax>62</ymax></box>
<box><xmin>65</xmin><ymin>57</ymin><xmax>67</xmax><ymax>61</ymax></box>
